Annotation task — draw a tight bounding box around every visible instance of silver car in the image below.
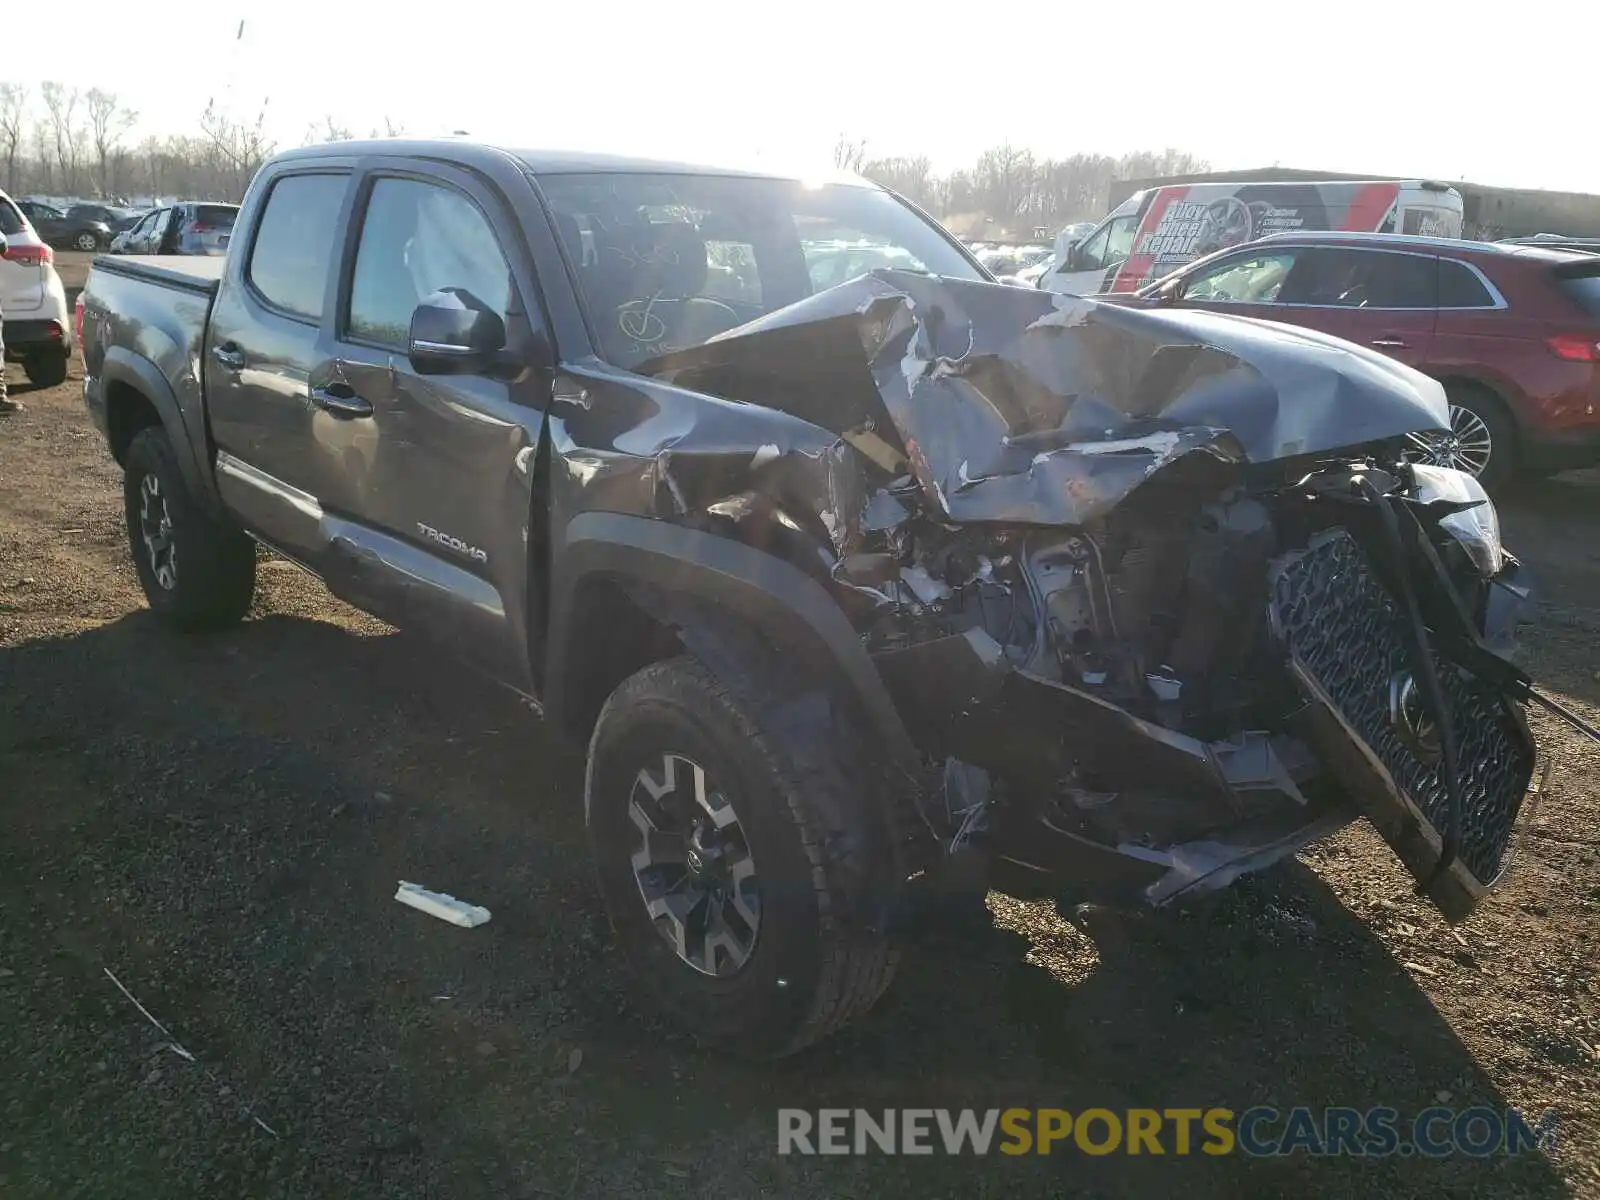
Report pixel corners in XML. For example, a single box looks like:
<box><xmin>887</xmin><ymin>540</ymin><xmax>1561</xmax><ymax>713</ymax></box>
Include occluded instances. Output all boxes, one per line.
<box><xmin>112</xmin><ymin>202</ymin><xmax>239</xmax><ymax>257</ymax></box>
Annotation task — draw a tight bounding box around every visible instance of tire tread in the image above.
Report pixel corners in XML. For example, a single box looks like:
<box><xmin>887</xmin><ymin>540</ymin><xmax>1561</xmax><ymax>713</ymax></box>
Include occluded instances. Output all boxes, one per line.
<box><xmin>591</xmin><ymin>656</ymin><xmax>898</xmax><ymax>1057</ymax></box>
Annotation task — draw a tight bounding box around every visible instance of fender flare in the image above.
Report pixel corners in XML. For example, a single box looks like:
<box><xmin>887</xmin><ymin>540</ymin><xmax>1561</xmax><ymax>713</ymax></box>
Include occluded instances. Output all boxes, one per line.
<box><xmin>546</xmin><ymin>511</ymin><xmax>918</xmax><ymax>773</ymax></box>
<box><xmin>99</xmin><ymin>346</ymin><xmax>223</xmax><ymax>517</ymax></box>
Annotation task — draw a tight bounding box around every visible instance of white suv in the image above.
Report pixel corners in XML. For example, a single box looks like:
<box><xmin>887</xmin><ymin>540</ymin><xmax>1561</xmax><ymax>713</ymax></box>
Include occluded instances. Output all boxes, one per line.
<box><xmin>1</xmin><ymin>188</ymin><xmax>74</xmax><ymax>387</ymax></box>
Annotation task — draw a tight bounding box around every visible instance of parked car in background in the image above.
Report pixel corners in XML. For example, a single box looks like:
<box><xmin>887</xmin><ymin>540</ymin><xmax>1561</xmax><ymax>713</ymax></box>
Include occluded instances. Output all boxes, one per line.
<box><xmin>804</xmin><ymin>238</ymin><xmax>925</xmax><ymax>289</ymax></box>
<box><xmin>15</xmin><ymin>199</ymin><xmax>115</xmax><ymax>251</ymax></box>
<box><xmin>1045</xmin><ymin>179</ymin><xmax>1465</xmax><ymax>298</ymax></box>
<box><xmin>977</xmin><ymin>247</ymin><xmax>1024</xmax><ymax>276</ymax></box>
<box><xmin>1133</xmin><ymin>230</ymin><xmax>1600</xmax><ymax>487</ymax></box>
<box><xmin>67</xmin><ymin>203</ymin><xmax>144</xmax><ymax>234</ymax></box>
<box><xmin>110</xmin><ymin>202</ymin><xmax>240</xmax><ymax>257</ymax></box>
<box><xmin>0</xmin><ymin>190</ymin><xmax>75</xmax><ymax>386</ymax></box>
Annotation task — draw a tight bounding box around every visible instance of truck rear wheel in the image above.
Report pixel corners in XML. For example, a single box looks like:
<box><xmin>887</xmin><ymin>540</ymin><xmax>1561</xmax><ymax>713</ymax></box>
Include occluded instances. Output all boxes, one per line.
<box><xmin>587</xmin><ymin>656</ymin><xmax>898</xmax><ymax>1059</ymax></box>
<box><xmin>123</xmin><ymin>427</ymin><xmax>256</xmax><ymax>631</ymax></box>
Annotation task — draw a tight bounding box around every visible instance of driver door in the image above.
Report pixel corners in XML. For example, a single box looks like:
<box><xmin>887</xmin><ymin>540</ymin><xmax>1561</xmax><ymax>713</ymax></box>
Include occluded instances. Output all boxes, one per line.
<box><xmin>309</xmin><ymin>164</ymin><xmax>549</xmax><ymax>681</ymax></box>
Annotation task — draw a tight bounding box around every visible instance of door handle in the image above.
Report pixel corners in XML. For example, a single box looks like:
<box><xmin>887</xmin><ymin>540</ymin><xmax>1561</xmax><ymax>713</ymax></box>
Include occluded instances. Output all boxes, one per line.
<box><xmin>211</xmin><ymin>343</ymin><xmax>246</xmax><ymax>370</ymax></box>
<box><xmin>1370</xmin><ymin>337</ymin><xmax>1408</xmax><ymax>349</ymax></box>
<box><xmin>310</xmin><ymin>384</ymin><xmax>374</xmax><ymax>419</ymax></box>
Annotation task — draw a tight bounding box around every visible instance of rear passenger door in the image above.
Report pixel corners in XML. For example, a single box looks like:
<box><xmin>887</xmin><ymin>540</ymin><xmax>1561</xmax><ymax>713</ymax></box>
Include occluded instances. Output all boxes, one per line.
<box><xmin>306</xmin><ymin>163</ymin><xmax>550</xmax><ymax>678</ymax></box>
<box><xmin>206</xmin><ymin>168</ymin><xmax>354</xmax><ymax>563</ymax></box>
<box><xmin>1275</xmin><ymin>247</ymin><xmax>1438</xmax><ymax>367</ymax></box>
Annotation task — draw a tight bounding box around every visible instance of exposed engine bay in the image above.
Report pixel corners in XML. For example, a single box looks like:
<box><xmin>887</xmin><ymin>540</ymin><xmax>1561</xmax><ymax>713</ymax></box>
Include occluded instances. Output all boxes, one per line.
<box><xmin>639</xmin><ymin>270</ymin><xmax>1589</xmax><ymax>922</ymax></box>
<box><xmin>849</xmin><ymin>455</ymin><xmax>1536</xmax><ymax>921</ymax></box>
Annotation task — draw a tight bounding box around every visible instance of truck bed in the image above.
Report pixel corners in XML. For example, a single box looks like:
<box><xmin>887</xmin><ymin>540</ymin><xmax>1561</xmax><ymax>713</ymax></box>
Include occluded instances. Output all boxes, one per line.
<box><xmin>79</xmin><ymin>254</ymin><xmax>225</xmax><ymax>484</ymax></box>
<box><xmin>90</xmin><ymin>254</ymin><xmax>225</xmax><ymax>295</ymax></box>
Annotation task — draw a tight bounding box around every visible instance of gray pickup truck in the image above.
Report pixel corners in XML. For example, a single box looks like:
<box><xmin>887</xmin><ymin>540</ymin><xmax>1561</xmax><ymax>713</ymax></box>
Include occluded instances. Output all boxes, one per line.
<box><xmin>80</xmin><ymin>138</ymin><xmax>1557</xmax><ymax>1058</ymax></box>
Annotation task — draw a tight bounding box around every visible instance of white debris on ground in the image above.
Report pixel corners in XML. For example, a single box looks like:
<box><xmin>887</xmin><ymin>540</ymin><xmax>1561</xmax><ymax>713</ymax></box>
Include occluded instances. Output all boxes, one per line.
<box><xmin>394</xmin><ymin>881</ymin><xmax>492</xmax><ymax>928</ymax></box>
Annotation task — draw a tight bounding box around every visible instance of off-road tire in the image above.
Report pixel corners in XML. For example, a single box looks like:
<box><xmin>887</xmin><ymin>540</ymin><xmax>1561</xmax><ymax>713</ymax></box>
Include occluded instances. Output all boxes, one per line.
<box><xmin>23</xmin><ymin>353</ymin><xmax>68</xmax><ymax>389</ymax></box>
<box><xmin>123</xmin><ymin>427</ymin><xmax>256</xmax><ymax>631</ymax></box>
<box><xmin>587</xmin><ymin>656</ymin><xmax>898</xmax><ymax>1059</ymax></box>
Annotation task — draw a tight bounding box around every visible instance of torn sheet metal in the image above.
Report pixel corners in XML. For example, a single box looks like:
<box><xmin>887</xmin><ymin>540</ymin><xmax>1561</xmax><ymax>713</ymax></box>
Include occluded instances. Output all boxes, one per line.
<box><xmin>642</xmin><ymin>270</ymin><xmax>1452</xmax><ymax>526</ymax></box>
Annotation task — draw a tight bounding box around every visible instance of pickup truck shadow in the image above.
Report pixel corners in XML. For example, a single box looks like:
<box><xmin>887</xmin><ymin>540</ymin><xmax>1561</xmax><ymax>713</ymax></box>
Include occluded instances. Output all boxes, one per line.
<box><xmin>0</xmin><ymin>610</ymin><xmax>1571</xmax><ymax>1199</ymax></box>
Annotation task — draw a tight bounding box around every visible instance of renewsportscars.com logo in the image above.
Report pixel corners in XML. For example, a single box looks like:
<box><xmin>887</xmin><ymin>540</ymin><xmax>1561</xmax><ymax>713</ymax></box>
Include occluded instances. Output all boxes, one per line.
<box><xmin>777</xmin><ymin>1107</ymin><xmax>1559</xmax><ymax>1158</ymax></box>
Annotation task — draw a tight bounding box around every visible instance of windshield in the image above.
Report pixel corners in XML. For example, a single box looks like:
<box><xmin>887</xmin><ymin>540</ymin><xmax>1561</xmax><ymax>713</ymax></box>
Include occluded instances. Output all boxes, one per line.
<box><xmin>535</xmin><ymin>172</ymin><xmax>982</xmax><ymax>367</ymax></box>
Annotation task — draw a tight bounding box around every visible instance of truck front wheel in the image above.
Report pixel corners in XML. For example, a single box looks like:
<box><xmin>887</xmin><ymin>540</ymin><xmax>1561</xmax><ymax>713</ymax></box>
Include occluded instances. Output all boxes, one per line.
<box><xmin>587</xmin><ymin>656</ymin><xmax>898</xmax><ymax>1058</ymax></box>
<box><xmin>123</xmin><ymin>427</ymin><xmax>256</xmax><ymax>631</ymax></box>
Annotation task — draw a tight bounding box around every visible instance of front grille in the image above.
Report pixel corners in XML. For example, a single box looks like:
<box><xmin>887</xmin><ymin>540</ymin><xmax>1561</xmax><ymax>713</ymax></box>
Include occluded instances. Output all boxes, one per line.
<box><xmin>1270</xmin><ymin>530</ymin><xmax>1532</xmax><ymax>887</ymax></box>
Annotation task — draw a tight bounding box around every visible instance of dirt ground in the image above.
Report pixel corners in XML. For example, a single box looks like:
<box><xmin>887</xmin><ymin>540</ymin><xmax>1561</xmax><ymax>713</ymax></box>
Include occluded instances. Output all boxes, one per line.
<box><xmin>1</xmin><ymin>254</ymin><xmax>1597</xmax><ymax>1198</ymax></box>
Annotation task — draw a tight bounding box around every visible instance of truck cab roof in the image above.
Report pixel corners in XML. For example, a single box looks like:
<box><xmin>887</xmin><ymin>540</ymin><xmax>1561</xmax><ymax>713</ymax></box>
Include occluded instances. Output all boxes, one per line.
<box><xmin>272</xmin><ymin>138</ymin><xmax>878</xmax><ymax>187</ymax></box>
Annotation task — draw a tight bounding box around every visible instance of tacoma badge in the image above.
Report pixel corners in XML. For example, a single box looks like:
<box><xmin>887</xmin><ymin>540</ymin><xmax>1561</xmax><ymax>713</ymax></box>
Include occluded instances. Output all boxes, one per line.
<box><xmin>417</xmin><ymin>522</ymin><xmax>488</xmax><ymax>564</ymax></box>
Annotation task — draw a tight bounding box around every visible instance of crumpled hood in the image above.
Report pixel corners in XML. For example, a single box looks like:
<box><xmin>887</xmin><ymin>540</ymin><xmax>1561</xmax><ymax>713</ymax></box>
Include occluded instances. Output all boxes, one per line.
<box><xmin>641</xmin><ymin>270</ymin><xmax>1451</xmax><ymax>526</ymax></box>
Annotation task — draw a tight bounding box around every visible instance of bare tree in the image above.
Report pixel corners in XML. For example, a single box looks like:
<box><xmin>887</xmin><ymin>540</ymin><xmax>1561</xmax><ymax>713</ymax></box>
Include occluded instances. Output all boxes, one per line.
<box><xmin>200</xmin><ymin>98</ymin><xmax>275</xmax><ymax>198</ymax></box>
<box><xmin>861</xmin><ymin>155</ymin><xmax>937</xmax><ymax>210</ymax></box>
<box><xmin>974</xmin><ymin>144</ymin><xmax>1037</xmax><ymax>224</ymax></box>
<box><xmin>30</xmin><ymin>117</ymin><xmax>52</xmax><ymax>192</ymax></box>
<box><xmin>41</xmin><ymin>82</ymin><xmax>86</xmax><ymax>194</ymax></box>
<box><xmin>0</xmin><ymin>84</ymin><xmax>26</xmax><ymax>191</ymax></box>
<box><xmin>306</xmin><ymin>115</ymin><xmax>353</xmax><ymax>145</ymax></box>
<box><xmin>832</xmin><ymin>135</ymin><xmax>867</xmax><ymax>173</ymax></box>
<box><xmin>86</xmin><ymin>89</ymin><xmax>137</xmax><ymax>197</ymax></box>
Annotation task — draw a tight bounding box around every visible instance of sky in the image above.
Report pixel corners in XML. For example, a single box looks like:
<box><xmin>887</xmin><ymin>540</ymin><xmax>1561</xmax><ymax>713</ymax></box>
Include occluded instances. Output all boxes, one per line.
<box><xmin>10</xmin><ymin>0</ymin><xmax>1596</xmax><ymax>195</ymax></box>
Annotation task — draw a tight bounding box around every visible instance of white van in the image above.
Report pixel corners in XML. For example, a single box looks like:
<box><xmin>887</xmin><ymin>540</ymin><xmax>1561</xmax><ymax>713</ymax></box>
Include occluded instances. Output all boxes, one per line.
<box><xmin>1042</xmin><ymin>179</ymin><xmax>1464</xmax><ymax>297</ymax></box>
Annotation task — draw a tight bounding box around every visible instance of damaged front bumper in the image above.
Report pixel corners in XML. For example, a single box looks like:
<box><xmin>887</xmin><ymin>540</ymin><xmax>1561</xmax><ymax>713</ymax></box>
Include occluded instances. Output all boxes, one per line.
<box><xmin>634</xmin><ymin>270</ymin><xmax>1574</xmax><ymax>923</ymax></box>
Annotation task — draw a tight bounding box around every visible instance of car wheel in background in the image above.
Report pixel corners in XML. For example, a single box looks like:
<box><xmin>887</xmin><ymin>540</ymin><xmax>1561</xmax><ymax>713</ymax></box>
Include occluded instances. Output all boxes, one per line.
<box><xmin>1404</xmin><ymin>382</ymin><xmax>1515</xmax><ymax>491</ymax></box>
<box><xmin>23</xmin><ymin>353</ymin><xmax>69</xmax><ymax>389</ymax></box>
<box><xmin>74</xmin><ymin>230</ymin><xmax>101</xmax><ymax>251</ymax></box>
<box><xmin>122</xmin><ymin>427</ymin><xmax>257</xmax><ymax>631</ymax></box>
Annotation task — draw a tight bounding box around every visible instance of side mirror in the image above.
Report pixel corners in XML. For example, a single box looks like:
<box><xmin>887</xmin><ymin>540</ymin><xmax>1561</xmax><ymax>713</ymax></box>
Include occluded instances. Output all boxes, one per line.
<box><xmin>408</xmin><ymin>288</ymin><xmax>507</xmax><ymax>376</ymax></box>
<box><xmin>0</xmin><ymin>234</ymin><xmax>7</xmax><ymax>256</ymax></box>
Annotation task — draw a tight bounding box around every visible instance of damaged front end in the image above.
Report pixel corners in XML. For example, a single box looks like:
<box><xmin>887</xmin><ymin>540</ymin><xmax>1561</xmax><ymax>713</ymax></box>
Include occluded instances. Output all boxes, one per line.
<box><xmin>641</xmin><ymin>270</ymin><xmax>1564</xmax><ymax>923</ymax></box>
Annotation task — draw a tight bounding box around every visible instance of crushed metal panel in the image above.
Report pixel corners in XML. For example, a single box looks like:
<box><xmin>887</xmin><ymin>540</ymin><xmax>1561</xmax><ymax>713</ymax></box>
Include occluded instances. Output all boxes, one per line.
<box><xmin>640</xmin><ymin>270</ymin><xmax>1453</xmax><ymax>528</ymax></box>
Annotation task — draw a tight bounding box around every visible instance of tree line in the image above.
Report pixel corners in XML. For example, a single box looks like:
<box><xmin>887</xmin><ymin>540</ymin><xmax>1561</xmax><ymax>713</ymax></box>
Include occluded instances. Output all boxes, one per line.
<box><xmin>0</xmin><ymin>81</ymin><xmax>1208</xmax><ymax>227</ymax></box>
<box><xmin>836</xmin><ymin>138</ymin><xmax>1210</xmax><ymax>232</ymax></box>
<box><xmin>0</xmin><ymin>82</ymin><xmax>404</xmax><ymax>204</ymax></box>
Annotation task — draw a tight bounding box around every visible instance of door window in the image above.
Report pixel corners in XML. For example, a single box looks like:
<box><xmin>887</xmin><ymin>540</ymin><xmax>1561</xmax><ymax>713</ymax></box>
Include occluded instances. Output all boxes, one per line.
<box><xmin>1437</xmin><ymin>259</ymin><xmax>1496</xmax><ymax>308</ymax></box>
<box><xmin>1281</xmin><ymin>248</ymin><xmax>1436</xmax><ymax>308</ymax></box>
<box><xmin>1181</xmin><ymin>250</ymin><xmax>1298</xmax><ymax>303</ymax></box>
<box><xmin>346</xmin><ymin>176</ymin><xmax>513</xmax><ymax>347</ymax></box>
<box><xmin>1071</xmin><ymin>216</ymin><xmax>1137</xmax><ymax>273</ymax></box>
<box><xmin>246</xmin><ymin>173</ymin><xmax>349</xmax><ymax>321</ymax></box>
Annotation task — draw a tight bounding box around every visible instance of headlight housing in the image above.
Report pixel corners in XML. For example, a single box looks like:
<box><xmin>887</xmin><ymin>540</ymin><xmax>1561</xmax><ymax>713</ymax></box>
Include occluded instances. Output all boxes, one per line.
<box><xmin>1411</xmin><ymin>463</ymin><xmax>1504</xmax><ymax>577</ymax></box>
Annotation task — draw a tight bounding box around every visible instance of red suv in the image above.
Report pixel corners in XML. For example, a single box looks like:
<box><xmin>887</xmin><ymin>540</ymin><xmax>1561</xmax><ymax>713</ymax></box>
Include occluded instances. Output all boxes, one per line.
<box><xmin>1134</xmin><ymin>231</ymin><xmax>1600</xmax><ymax>486</ymax></box>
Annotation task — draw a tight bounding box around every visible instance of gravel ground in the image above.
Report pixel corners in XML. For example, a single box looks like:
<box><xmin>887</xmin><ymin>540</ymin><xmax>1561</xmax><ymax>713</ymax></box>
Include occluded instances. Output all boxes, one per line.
<box><xmin>1</xmin><ymin>258</ymin><xmax>1597</xmax><ymax>1197</ymax></box>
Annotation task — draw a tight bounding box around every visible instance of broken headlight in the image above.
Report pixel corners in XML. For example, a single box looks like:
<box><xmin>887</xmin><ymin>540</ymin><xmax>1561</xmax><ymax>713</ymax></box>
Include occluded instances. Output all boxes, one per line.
<box><xmin>1411</xmin><ymin>463</ymin><xmax>1504</xmax><ymax>577</ymax></box>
